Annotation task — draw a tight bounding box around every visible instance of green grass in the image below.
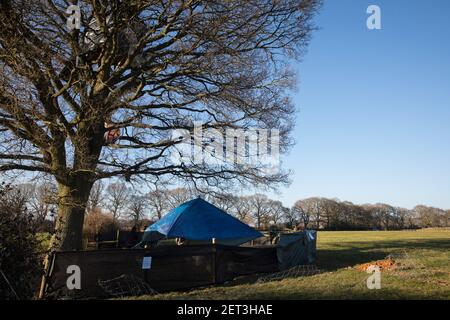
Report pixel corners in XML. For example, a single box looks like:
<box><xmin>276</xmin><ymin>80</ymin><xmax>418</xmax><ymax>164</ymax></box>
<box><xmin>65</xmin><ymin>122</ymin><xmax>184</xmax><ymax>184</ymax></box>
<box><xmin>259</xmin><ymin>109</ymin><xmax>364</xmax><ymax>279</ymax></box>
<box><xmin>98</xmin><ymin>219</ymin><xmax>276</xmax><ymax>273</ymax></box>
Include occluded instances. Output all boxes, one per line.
<box><xmin>132</xmin><ymin>230</ymin><xmax>450</xmax><ymax>300</ymax></box>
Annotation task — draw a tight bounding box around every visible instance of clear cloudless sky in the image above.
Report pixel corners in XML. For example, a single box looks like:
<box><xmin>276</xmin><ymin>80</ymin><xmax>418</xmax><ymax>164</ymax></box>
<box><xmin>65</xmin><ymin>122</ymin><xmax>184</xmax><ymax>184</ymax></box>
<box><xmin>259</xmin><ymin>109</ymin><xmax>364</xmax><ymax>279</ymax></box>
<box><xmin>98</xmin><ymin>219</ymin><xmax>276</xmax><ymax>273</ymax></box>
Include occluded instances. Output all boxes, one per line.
<box><xmin>273</xmin><ymin>0</ymin><xmax>450</xmax><ymax>209</ymax></box>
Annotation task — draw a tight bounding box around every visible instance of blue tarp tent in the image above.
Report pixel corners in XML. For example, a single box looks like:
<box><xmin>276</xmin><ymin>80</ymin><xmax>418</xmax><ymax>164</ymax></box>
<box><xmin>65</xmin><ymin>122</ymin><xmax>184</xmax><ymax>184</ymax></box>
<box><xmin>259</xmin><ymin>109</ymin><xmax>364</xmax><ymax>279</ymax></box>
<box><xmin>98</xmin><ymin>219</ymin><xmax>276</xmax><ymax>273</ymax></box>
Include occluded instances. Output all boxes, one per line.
<box><xmin>142</xmin><ymin>198</ymin><xmax>263</xmax><ymax>246</ymax></box>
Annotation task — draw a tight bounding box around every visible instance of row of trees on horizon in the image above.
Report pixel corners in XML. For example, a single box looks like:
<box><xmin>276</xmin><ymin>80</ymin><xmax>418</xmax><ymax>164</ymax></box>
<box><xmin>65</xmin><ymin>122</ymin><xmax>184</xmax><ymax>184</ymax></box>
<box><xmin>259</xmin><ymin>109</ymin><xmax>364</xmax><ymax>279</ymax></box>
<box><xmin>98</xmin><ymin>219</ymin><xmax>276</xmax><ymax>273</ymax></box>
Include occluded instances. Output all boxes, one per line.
<box><xmin>10</xmin><ymin>181</ymin><xmax>450</xmax><ymax>235</ymax></box>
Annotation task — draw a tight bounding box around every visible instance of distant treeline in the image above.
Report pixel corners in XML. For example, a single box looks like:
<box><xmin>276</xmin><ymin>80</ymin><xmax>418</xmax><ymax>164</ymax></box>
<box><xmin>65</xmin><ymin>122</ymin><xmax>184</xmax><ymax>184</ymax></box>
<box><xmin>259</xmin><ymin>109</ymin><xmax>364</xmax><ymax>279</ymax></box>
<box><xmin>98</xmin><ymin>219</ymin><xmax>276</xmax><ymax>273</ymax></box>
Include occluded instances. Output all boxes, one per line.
<box><xmin>192</xmin><ymin>193</ymin><xmax>450</xmax><ymax>231</ymax></box>
<box><xmin>12</xmin><ymin>182</ymin><xmax>450</xmax><ymax>233</ymax></box>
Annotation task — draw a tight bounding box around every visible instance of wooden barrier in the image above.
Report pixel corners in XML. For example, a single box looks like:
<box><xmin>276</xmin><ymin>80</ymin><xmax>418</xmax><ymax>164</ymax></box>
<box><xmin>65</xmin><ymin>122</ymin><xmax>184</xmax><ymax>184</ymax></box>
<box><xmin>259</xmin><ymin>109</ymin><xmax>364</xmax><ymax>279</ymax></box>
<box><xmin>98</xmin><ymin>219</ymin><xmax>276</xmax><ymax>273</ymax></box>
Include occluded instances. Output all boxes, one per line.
<box><xmin>43</xmin><ymin>244</ymin><xmax>278</xmax><ymax>299</ymax></box>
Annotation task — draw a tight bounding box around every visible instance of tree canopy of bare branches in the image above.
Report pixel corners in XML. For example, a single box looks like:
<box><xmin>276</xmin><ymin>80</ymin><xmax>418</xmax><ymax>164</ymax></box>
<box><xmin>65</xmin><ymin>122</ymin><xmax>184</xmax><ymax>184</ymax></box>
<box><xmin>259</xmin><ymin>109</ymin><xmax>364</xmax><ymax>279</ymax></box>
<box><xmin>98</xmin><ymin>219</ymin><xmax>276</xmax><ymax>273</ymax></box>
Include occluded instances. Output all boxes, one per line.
<box><xmin>105</xmin><ymin>182</ymin><xmax>130</xmax><ymax>222</ymax></box>
<box><xmin>0</xmin><ymin>0</ymin><xmax>321</xmax><ymax>249</ymax></box>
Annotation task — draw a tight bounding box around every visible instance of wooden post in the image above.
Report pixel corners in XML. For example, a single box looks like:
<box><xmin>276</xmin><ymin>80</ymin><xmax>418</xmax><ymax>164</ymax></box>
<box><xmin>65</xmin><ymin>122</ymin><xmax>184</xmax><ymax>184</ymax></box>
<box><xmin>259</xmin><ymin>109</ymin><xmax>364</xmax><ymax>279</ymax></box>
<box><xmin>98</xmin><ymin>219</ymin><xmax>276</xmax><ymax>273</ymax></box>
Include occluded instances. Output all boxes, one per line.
<box><xmin>211</xmin><ymin>241</ymin><xmax>217</xmax><ymax>284</ymax></box>
<box><xmin>38</xmin><ymin>251</ymin><xmax>55</xmax><ymax>299</ymax></box>
<box><xmin>115</xmin><ymin>229</ymin><xmax>120</xmax><ymax>248</ymax></box>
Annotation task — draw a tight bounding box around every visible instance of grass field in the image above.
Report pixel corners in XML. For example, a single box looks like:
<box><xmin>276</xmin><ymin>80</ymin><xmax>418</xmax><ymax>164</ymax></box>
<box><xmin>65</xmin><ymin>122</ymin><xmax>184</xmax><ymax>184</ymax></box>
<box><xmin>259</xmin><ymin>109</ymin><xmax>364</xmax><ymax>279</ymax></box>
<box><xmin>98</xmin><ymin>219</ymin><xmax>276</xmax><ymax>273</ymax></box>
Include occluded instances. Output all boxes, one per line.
<box><xmin>133</xmin><ymin>230</ymin><xmax>450</xmax><ymax>300</ymax></box>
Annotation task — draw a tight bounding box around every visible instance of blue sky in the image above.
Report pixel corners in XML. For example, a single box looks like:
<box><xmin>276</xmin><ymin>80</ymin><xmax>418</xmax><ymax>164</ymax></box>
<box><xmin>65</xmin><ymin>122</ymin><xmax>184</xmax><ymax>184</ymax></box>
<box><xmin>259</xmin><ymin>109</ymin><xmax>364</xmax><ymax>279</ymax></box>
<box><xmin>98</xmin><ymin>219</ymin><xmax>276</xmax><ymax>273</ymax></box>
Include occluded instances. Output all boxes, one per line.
<box><xmin>274</xmin><ymin>0</ymin><xmax>450</xmax><ymax>209</ymax></box>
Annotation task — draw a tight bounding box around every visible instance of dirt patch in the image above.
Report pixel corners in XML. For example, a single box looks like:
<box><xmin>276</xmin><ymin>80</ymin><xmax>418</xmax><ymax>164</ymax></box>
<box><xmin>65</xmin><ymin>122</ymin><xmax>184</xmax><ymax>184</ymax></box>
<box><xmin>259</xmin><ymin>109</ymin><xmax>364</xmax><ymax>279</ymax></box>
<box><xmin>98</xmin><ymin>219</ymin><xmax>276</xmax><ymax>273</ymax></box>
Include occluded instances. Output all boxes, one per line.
<box><xmin>354</xmin><ymin>257</ymin><xmax>399</xmax><ymax>272</ymax></box>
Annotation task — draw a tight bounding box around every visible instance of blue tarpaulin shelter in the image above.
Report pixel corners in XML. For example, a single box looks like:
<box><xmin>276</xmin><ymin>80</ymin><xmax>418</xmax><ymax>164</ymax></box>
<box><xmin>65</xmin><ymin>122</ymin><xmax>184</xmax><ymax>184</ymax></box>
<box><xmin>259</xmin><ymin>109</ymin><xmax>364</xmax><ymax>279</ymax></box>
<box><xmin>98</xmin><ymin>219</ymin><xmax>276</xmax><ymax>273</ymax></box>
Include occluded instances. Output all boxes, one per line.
<box><xmin>142</xmin><ymin>198</ymin><xmax>263</xmax><ymax>246</ymax></box>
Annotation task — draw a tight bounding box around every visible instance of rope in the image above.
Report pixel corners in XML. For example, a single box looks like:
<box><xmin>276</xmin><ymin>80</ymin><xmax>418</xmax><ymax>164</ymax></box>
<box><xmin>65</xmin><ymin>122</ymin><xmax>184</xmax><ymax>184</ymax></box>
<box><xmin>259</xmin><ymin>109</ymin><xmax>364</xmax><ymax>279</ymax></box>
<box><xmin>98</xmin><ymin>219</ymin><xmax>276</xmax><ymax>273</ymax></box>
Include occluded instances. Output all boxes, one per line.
<box><xmin>257</xmin><ymin>265</ymin><xmax>322</xmax><ymax>283</ymax></box>
<box><xmin>98</xmin><ymin>274</ymin><xmax>158</xmax><ymax>298</ymax></box>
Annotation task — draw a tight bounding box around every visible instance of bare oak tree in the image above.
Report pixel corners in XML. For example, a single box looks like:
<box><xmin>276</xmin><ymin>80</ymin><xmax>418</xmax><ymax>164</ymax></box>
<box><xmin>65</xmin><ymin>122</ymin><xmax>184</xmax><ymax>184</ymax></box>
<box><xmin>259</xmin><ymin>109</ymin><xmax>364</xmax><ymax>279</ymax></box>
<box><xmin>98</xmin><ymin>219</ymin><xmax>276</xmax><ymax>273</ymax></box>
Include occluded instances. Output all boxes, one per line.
<box><xmin>231</xmin><ymin>196</ymin><xmax>253</xmax><ymax>224</ymax></box>
<box><xmin>18</xmin><ymin>182</ymin><xmax>57</xmax><ymax>226</ymax></box>
<box><xmin>128</xmin><ymin>194</ymin><xmax>148</xmax><ymax>227</ymax></box>
<box><xmin>206</xmin><ymin>192</ymin><xmax>235</xmax><ymax>212</ymax></box>
<box><xmin>165</xmin><ymin>187</ymin><xmax>194</xmax><ymax>208</ymax></box>
<box><xmin>295</xmin><ymin>197</ymin><xmax>323</xmax><ymax>229</ymax></box>
<box><xmin>87</xmin><ymin>180</ymin><xmax>105</xmax><ymax>212</ymax></box>
<box><xmin>266</xmin><ymin>199</ymin><xmax>286</xmax><ymax>226</ymax></box>
<box><xmin>0</xmin><ymin>0</ymin><xmax>321</xmax><ymax>250</ymax></box>
<box><xmin>147</xmin><ymin>188</ymin><xmax>170</xmax><ymax>220</ymax></box>
<box><xmin>105</xmin><ymin>182</ymin><xmax>130</xmax><ymax>222</ymax></box>
<box><xmin>292</xmin><ymin>199</ymin><xmax>310</xmax><ymax>229</ymax></box>
<box><xmin>249</xmin><ymin>193</ymin><xmax>271</xmax><ymax>229</ymax></box>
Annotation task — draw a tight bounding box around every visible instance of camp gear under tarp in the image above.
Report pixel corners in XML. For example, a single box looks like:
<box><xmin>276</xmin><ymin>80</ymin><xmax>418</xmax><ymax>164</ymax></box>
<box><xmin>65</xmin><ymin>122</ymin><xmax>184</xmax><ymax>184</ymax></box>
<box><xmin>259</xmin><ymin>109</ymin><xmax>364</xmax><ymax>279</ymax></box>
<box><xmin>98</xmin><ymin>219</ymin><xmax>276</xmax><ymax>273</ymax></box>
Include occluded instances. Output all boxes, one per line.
<box><xmin>277</xmin><ymin>230</ymin><xmax>317</xmax><ymax>270</ymax></box>
<box><xmin>42</xmin><ymin>231</ymin><xmax>317</xmax><ymax>299</ymax></box>
<box><xmin>142</xmin><ymin>198</ymin><xmax>263</xmax><ymax>246</ymax></box>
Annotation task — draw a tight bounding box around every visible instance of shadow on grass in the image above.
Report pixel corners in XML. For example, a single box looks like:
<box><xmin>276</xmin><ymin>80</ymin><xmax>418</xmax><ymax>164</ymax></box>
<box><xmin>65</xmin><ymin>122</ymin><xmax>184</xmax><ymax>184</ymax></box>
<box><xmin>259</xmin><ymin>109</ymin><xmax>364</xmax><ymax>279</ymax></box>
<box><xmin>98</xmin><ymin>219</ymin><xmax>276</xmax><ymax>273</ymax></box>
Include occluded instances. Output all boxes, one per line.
<box><xmin>318</xmin><ymin>238</ymin><xmax>450</xmax><ymax>271</ymax></box>
<box><xmin>142</xmin><ymin>238</ymin><xmax>450</xmax><ymax>300</ymax></box>
<box><xmin>224</xmin><ymin>238</ymin><xmax>450</xmax><ymax>285</ymax></box>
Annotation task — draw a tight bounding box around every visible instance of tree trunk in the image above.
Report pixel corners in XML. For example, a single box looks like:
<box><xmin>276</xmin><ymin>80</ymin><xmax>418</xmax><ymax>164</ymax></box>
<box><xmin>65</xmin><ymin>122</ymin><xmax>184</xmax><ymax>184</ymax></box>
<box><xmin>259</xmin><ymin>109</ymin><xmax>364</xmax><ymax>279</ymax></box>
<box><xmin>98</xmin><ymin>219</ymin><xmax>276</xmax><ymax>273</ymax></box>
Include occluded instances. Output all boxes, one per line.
<box><xmin>53</xmin><ymin>179</ymin><xmax>94</xmax><ymax>251</ymax></box>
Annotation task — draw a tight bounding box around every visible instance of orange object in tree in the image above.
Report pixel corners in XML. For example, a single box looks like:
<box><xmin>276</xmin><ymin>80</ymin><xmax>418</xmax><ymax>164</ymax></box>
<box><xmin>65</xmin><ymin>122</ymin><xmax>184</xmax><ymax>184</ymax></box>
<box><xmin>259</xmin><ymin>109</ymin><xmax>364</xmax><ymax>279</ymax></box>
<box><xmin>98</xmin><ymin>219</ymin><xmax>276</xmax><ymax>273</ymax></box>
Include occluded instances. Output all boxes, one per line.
<box><xmin>104</xmin><ymin>122</ymin><xmax>121</xmax><ymax>144</ymax></box>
